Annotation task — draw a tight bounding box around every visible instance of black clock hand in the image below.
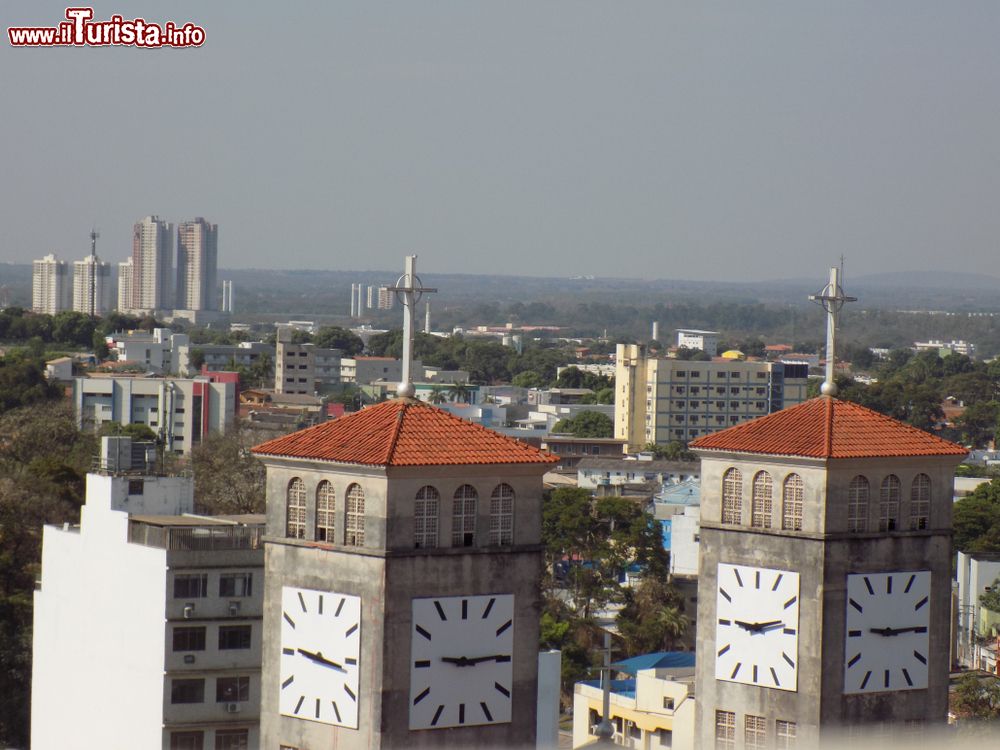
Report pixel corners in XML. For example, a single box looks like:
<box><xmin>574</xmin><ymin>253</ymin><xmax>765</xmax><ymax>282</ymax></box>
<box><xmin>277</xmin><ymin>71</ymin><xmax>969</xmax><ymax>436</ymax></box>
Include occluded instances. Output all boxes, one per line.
<box><xmin>297</xmin><ymin>648</ymin><xmax>346</xmax><ymax>671</ymax></box>
<box><xmin>441</xmin><ymin>656</ymin><xmax>475</xmax><ymax>667</ymax></box>
<box><xmin>734</xmin><ymin>620</ymin><xmax>783</xmax><ymax>633</ymax></box>
<box><xmin>755</xmin><ymin>620</ymin><xmax>784</xmax><ymax>631</ymax></box>
<box><xmin>869</xmin><ymin>626</ymin><xmax>926</xmax><ymax>637</ymax></box>
<box><xmin>734</xmin><ymin>620</ymin><xmax>760</xmax><ymax>632</ymax></box>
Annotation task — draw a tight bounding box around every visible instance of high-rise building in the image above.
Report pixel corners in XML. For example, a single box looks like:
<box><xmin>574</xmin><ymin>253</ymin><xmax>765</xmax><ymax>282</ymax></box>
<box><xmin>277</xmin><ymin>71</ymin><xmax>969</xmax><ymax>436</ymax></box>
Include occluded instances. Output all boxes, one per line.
<box><xmin>72</xmin><ymin>255</ymin><xmax>112</xmax><ymax>316</ymax></box>
<box><xmin>377</xmin><ymin>286</ymin><xmax>395</xmax><ymax>310</ymax></box>
<box><xmin>131</xmin><ymin>215</ymin><xmax>174</xmax><ymax>312</ymax></box>
<box><xmin>117</xmin><ymin>258</ymin><xmax>134</xmax><ymax>313</ymax></box>
<box><xmin>176</xmin><ymin>218</ymin><xmax>219</xmax><ymax>311</ymax></box>
<box><xmin>32</xmin><ymin>253</ymin><xmax>71</xmax><ymax>315</ymax></box>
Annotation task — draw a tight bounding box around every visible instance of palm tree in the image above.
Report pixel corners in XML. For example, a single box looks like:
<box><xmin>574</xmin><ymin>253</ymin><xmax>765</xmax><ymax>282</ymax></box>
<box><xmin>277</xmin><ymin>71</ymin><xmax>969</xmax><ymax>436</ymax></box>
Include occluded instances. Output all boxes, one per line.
<box><xmin>429</xmin><ymin>385</ymin><xmax>448</xmax><ymax>405</ymax></box>
<box><xmin>447</xmin><ymin>383</ymin><xmax>473</xmax><ymax>404</ymax></box>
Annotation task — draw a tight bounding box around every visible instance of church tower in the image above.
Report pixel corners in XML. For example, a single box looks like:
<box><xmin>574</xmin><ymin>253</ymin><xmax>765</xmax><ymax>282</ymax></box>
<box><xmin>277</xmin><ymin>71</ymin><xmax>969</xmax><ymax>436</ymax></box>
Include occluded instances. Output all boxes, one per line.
<box><xmin>252</xmin><ymin>398</ymin><xmax>556</xmax><ymax>749</ymax></box>
<box><xmin>689</xmin><ymin>395</ymin><xmax>966</xmax><ymax>747</ymax></box>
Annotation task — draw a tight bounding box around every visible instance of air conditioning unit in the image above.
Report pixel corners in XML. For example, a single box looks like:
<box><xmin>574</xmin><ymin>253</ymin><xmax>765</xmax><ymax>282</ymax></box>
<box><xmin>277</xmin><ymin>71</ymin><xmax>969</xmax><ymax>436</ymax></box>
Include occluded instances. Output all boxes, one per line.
<box><xmin>225</xmin><ymin>702</ymin><xmax>241</xmax><ymax>714</ymax></box>
<box><xmin>228</xmin><ymin>601</ymin><xmax>241</xmax><ymax>615</ymax></box>
<box><xmin>183</xmin><ymin>654</ymin><xmax>196</xmax><ymax>664</ymax></box>
<box><xmin>183</xmin><ymin>603</ymin><xmax>195</xmax><ymax>618</ymax></box>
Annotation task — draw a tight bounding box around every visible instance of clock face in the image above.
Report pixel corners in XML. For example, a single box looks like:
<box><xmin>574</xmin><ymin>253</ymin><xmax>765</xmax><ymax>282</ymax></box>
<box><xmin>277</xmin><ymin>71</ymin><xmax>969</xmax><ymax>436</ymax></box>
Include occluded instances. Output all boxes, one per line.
<box><xmin>715</xmin><ymin>563</ymin><xmax>800</xmax><ymax>692</ymax></box>
<box><xmin>279</xmin><ymin>586</ymin><xmax>361</xmax><ymax>727</ymax></box>
<box><xmin>843</xmin><ymin>571</ymin><xmax>931</xmax><ymax>694</ymax></box>
<box><xmin>409</xmin><ymin>594</ymin><xmax>514</xmax><ymax>730</ymax></box>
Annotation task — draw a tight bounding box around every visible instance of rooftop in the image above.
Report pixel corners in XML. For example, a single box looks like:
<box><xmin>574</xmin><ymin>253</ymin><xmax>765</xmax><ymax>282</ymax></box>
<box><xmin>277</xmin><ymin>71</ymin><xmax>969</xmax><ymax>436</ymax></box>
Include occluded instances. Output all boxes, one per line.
<box><xmin>252</xmin><ymin>398</ymin><xmax>558</xmax><ymax>467</ymax></box>
<box><xmin>689</xmin><ymin>396</ymin><xmax>967</xmax><ymax>459</ymax></box>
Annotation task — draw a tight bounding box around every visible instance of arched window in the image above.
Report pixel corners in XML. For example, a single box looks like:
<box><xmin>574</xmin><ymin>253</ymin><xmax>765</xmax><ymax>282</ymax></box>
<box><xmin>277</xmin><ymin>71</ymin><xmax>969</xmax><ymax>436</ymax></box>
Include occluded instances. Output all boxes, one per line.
<box><xmin>452</xmin><ymin>485</ymin><xmax>478</xmax><ymax>547</ymax></box>
<box><xmin>286</xmin><ymin>478</ymin><xmax>306</xmax><ymax>539</ymax></box>
<box><xmin>782</xmin><ymin>474</ymin><xmax>804</xmax><ymax>531</ymax></box>
<box><xmin>879</xmin><ymin>475</ymin><xmax>901</xmax><ymax>532</ymax></box>
<box><xmin>751</xmin><ymin>472</ymin><xmax>773</xmax><ymax>528</ymax></box>
<box><xmin>489</xmin><ymin>483</ymin><xmax>515</xmax><ymax>545</ymax></box>
<box><xmin>721</xmin><ymin>468</ymin><xmax>743</xmax><ymax>525</ymax></box>
<box><xmin>315</xmin><ymin>481</ymin><xmax>335</xmax><ymax>542</ymax></box>
<box><xmin>847</xmin><ymin>476</ymin><xmax>869</xmax><ymax>532</ymax></box>
<box><xmin>345</xmin><ymin>483</ymin><xmax>365</xmax><ymax>546</ymax></box>
<box><xmin>910</xmin><ymin>474</ymin><xmax>931</xmax><ymax>530</ymax></box>
<box><xmin>414</xmin><ymin>486</ymin><xmax>440</xmax><ymax>549</ymax></box>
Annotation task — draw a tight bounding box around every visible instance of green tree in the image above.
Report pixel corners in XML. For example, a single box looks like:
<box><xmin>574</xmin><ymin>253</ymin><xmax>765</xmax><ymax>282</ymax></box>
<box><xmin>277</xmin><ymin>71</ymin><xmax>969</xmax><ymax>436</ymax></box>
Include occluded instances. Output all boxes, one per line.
<box><xmin>98</xmin><ymin>422</ymin><xmax>158</xmax><ymax>442</ymax></box>
<box><xmin>314</xmin><ymin>326</ymin><xmax>365</xmax><ymax>355</ymax></box>
<box><xmin>552</xmin><ymin>411</ymin><xmax>614</xmax><ymax>438</ymax></box>
<box><xmin>512</xmin><ymin>371</ymin><xmax>544</xmax><ymax>389</ymax></box>
<box><xmin>956</xmin><ymin>401</ymin><xmax>1000</xmax><ymax>448</ymax></box>
<box><xmin>617</xmin><ymin>577</ymin><xmax>689</xmax><ymax>654</ymax></box>
<box><xmin>190</xmin><ymin>426</ymin><xmax>267</xmax><ymax>515</ymax></box>
<box><xmin>643</xmin><ymin>441</ymin><xmax>696</xmax><ymax>461</ymax></box>
<box><xmin>428</xmin><ymin>385</ymin><xmax>448</xmax><ymax>404</ymax></box>
<box><xmin>952</xmin><ymin>673</ymin><xmax>1000</xmax><ymax>720</ymax></box>
<box><xmin>952</xmin><ymin>479</ymin><xmax>1000</xmax><ymax>554</ymax></box>
<box><xmin>188</xmin><ymin>347</ymin><xmax>206</xmax><ymax>372</ymax></box>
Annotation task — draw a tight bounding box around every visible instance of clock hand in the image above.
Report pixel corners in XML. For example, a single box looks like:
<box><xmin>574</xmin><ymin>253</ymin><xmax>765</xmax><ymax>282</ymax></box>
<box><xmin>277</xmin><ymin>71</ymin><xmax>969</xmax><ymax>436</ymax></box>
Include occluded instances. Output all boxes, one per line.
<box><xmin>466</xmin><ymin>654</ymin><xmax>512</xmax><ymax>664</ymax></box>
<box><xmin>734</xmin><ymin>620</ymin><xmax>783</xmax><ymax>633</ymax></box>
<box><xmin>297</xmin><ymin>648</ymin><xmax>346</xmax><ymax>671</ymax></box>
<box><xmin>869</xmin><ymin>626</ymin><xmax>926</xmax><ymax>637</ymax></box>
<box><xmin>733</xmin><ymin>620</ymin><xmax>760</xmax><ymax>632</ymax></box>
<box><xmin>756</xmin><ymin>620</ymin><xmax>784</xmax><ymax>631</ymax></box>
<box><xmin>441</xmin><ymin>656</ymin><xmax>475</xmax><ymax>667</ymax></box>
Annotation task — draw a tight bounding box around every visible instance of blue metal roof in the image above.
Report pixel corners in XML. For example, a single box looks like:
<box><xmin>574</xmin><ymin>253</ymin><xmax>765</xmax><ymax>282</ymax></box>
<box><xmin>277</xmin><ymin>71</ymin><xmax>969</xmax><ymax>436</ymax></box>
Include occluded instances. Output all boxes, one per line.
<box><xmin>582</xmin><ymin>678</ymin><xmax>636</xmax><ymax>699</ymax></box>
<box><xmin>611</xmin><ymin>651</ymin><xmax>696</xmax><ymax>676</ymax></box>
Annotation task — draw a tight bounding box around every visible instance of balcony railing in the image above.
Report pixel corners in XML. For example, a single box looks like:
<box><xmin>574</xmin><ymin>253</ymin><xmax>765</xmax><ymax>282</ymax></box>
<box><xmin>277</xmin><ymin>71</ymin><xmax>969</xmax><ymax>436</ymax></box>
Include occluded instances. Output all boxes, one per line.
<box><xmin>128</xmin><ymin>521</ymin><xmax>264</xmax><ymax>551</ymax></box>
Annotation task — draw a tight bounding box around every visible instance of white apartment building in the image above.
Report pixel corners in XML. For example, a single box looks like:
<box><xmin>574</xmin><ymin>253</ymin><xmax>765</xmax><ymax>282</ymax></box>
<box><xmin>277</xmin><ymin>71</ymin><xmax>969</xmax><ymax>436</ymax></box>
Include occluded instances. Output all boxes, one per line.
<box><xmin>340</xmin><ymin>356</ymin><xmax>420</xmax><ymax>385</ymax></box>
<box><xmin>72</xmin><ymin>374</ymin><xmax>235</xmax><ymax>455</ymax></box>
<box><xmin>118</xmin><ymin>257</ymin><xmax>134</xmax><ymax>312</ymax></box>
<box><xmin>955</xmin><ymin>550</ymin><xmax>1000</xmax><ymax>671</ymax></box>
<box><xmin>107</xmin><ymin>327</ymin><xmax>190</xmax><ymax>374</ymax></box>
<box><xmin>176</xmin><ymin>217</ymin><xmax>219</xmax><ymax>312</ymax></box>
<box><xmin>177</xmin><ymin>340</ymin><xmax>275</xmax><ymax>376</ymax></box>
<box><xmin>72</xmin><ymin>254</ymin><xmax>113</xmax><ymax>316</ymax></box>
<box><xmin>275</xmin><ymin>327</ymin><xmax>315</xmax><ymax>396</ymax></box>
<box><xmin>915</xmin><ymin>339</ymin><xmax>977</xmax><ymax>358</ymax></box>
<box><xmin>32</xmin><ymin>253</ymin><xmax>72</xmax><ymax>315</ymax></box>
<box><xmin>676</xmin><ymin>329</ymin><xmax>719</xmax><ymax>356</ymax></box>
<box><xmin>32</xmin><ymin>437</ymin><xmax>263</xmax><ymax>750</ymax></box>
<box><xmin>132</xmin><ymin>215</ymin><xmax>174</xmax><ymax>312</ymax></box>
<box><xmin>615</xmin><ymin>344</ymin><xmax>809</xmax><ymax>450</ymax></box>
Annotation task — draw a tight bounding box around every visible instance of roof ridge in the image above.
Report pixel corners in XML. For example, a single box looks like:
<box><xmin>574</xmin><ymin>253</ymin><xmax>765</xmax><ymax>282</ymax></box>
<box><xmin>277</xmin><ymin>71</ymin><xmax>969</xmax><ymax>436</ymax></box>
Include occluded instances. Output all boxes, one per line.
<box><xmin>823</xmin><ymin>396</ymin><xmax>834</xmax><ymax>457</ymax></box>
<box><xmin>382</xmin><ymin>400</ymin><xmax>409</xmax><ymax>464</ymax></box>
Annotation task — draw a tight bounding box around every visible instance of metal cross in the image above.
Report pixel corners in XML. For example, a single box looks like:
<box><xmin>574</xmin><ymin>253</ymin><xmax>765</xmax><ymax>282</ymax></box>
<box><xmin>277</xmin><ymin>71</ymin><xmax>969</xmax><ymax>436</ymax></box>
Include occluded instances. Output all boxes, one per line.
<box><xmin>809</xmin><ymin>266</ymin><xmax>856</xmax><ymax>396</ymax></box>
<box><xmin>386</xmin><ymin>255</ymin><xmax>436</xmax><ymax>397</ymax></box>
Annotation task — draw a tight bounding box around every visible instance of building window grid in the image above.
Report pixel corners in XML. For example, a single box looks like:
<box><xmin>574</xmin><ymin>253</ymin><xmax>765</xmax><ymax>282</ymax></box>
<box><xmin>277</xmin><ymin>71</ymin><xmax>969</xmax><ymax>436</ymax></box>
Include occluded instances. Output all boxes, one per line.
<box><xmin>745</xmin><ymin>715</ymin><xmax>767</xmax><ymax>750</ymax></box>
<box><xmin>345</xmin><ymin>483</ymin><xmax>365</xmax><ymax>546</ymax></box>
<box><xmin>910</xmin><ymin>473</ymin><xmax>931</xmax><ymax>530</ymax></box>
<box><xmin>218</xmin><ymin>625</ymin><xmax>252</xmax><ymax>650</ymax></box>
<box><xmin>782</xmin><ymin>473</ymin><xmax>804</xmax><ymax>531</ymax></box>
<box><xmin>776</xmin><ymin>720</ymin><xmax>797</xmax><ymax>749</ymax></box>
<box><xmin>489</xmin><ymin>483</ymin><xmax>515</xmax><ymax>545</ymax></box>
<box><xmin>721</xmin><ymin>468</ymin><xmax>742</xmax><ymax>524</ymax></box>
<box><xmin>174</xmin><ymin>573</ymin><xmax>208</xmax><ymax>598</ymax></box>
<box><xmin>751</xmin><ymin>472</ymin><xmax>773</xmax><ymax>528</ymax></box>
<box><xmin>315</xmin><ymin>480</ymin><xmax>335</xmax><ymax>542</ymax></box>
<box><xmin>452</xmin><ymin>484</ymin><xmax>478</xmax><ymax>547</ymax></box>
<box><xmin>847</xmin><ymin>475</ymin><xmax>869</xmax><ymax>532</ymax></box>
<box><xmin>215</xmin><ymin>730</ymin><xmax>250</xmax><ymax>750</ymax></box>
<box><xmin>879</xmin><ymin>474</ymin><xmax>901</xmax><ymax>531</ymax></box>
<box><xmin>286</xmin><ymin>478</ymin><xmax>306</xmax><ymax>539</ymax></box>
<box><xmin>219</xmin><ymin>573</ymin><xmax>252</xmax><ymax>598</ymax></box>
<box><xmin>414</xmin><ymin>485</ymin><xmax>440</xmax><ymax>548</ymax></box>
<box><xmin>215</xmin><ymin>676</ymin><xmax>250</xmax><ymax>702</ymax></box>
<box><xmin>170</xmin><ymin>731</ymin><xmax>205</xmax><ymax>750</ymax></box>
<box><xmin>715</xmin><ymin>710</ymin><xmax>736</xmax><ymax>750</ymax></box>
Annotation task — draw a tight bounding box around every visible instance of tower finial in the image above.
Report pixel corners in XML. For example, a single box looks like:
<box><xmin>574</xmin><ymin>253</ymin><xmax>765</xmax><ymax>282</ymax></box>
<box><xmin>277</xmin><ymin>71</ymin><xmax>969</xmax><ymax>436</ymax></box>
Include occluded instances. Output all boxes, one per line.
<box><xmin>387</xmin><ymin>255</ymin><xmax>437</xmax><ymax>399</ymax></box>
<box><xmin>809</xmin><ymin>266</ymin><xmax>856</xmax><ymax>397</ymax></box>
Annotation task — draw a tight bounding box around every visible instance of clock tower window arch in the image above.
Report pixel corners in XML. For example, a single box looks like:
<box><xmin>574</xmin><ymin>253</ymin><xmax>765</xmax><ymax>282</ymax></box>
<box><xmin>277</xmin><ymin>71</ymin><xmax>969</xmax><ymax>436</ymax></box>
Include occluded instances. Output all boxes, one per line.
<box><xmin>847</xmin><ymin>475</ymin><xmax>869</xmax><ymax>532</ymax></box>
<box><xmin>452</xmin><ymin>484</ymin><xmax>478</xmax><ymax>547</ymax></box>
<box><xmin>414</xmin><ymin>485</ymin><xmax>440</xmax><ymax>548</ymax></box>
<box><xmin>489</xmin><ymin>483</ymin><xmax>515</xmax><ymax>545</ymax></box>
<box><xmin>781</xmin><ymin>473</ymin><xmax>803</xmax><ymax>531</ymax></box>
<box><xmin>345</xmin><ymin>483</ymin><xmax>365</xmax><ymax>546</ymax></box>
<box><xmin>286</xmin><ymin>478</ymin><xmax>306</xmax><ymax>539</ymax></box>
<box><xmin>315</xmin><ymin>480</ymin><xmax>335</xmax><ymax>542</ymax></box>
<box><xmin>879</xmin><ymin>474</ymin><xmax>901</xmax><ymax>531</ymax></box>
<box><xmin>909</xmin><ymin>473</ymin><xmax>930</xmax><ymax>530</ymax></box>
<box><xmin>750</xmin><ymin>471</ymin><xmax>773</xmax><ymax>528</ymax></box>
<box><xmin>721</xmin><ymin>468</ymin><xmax>743</xmax><ymax>525</ymax></box>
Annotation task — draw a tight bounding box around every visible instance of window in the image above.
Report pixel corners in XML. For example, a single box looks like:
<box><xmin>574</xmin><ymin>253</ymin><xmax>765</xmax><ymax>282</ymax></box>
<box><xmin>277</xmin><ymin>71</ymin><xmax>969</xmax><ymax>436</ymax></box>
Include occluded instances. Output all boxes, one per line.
<box><xmin>910</xmin><ymin>474</ymin><xmax>931</xmax><ymax>530</ymax></box>
<box><xmin>452</xmin><ymin>484</ymin><xmax>478</xmax><ymax>546</ymax></box>
<box><xmin>745</xmin><ymin>715</ymin><xmax>766</xmax><ymax>750</ymax></box>
<box><xmin>715</xmin><ymin>710</ymin><xmax>736</xmax><ymax>750</ymax></box>
<box><xmin>170</xmin><ymin>731</ymin><xmax>204</xmax><ymax>750</ymax></box>
<box><xmin>782</xmin><ymin>474</ymin><xmax>803</xmax><ymax>531</ymax></box>
<box><xmin>286</xmin><ymin>478</ymin><xmax>306</xmax><ymax>539</ymax></box>
<box><xmin>316</xmin><ymin>480</ymin><xmax>335</xmax><ymax>542</ymax></box>
<box><xmin>172</xmin><ymin>626</ymin><xmax>206</xmax><ymax>652</ymax></box>
<box><xmin>879</xmin><ymin>475</ymin><xmax>901</xmax><ymax>531</ymax></box>
<box><xmin>848</xmin><ymin>475</ymin><xmax>869</xmax><ymax>532</ymax></box>
<box><xmin>751</xmin><ymin>471</ymin><xmax>773</xmax><ymax>528</ymax></box>
<box><xmin>489</xmin><ymin>483</ymin><xmax>515</xmax><ymax>545</ymax></box>
<box><xmin>128</xmin><ymin>479</ymin><xmax>144</xmax><ymax>495</ymax></box>
<box><xmin>776</xmin><ymin>720</ymin><xmax>797</xmax><ymax>749</ymax></box>
<box><xmin>662</xmin><ymin>697</ymin><xmax>675</xmax><ymax>711</ymax></box>
<box><xmin>215</xmin><ymin>730</ymin><xmax>249</xmax><ymax>750</ymax></box>
<box><xmin>218</xmin><ymin>625</ymin><xmax>252</xmax><ymax>650</ymax></box>
<box><xmin>414</xmin><ymin>485</ymin><xmax>439</xmax><ymax>548</ymax></box>
<box><xmin>219</xmin><ymin>573</ymin><xmax>253</xmax><ymax>598</ymax></box>
<box><xmin>171</xmin><ymin>678</ymin><xmax>205</xmax><ymax>704</ymax></box>
<box><xmin>174</xmin><ymin>574</ymin><xmax>208</xmax><ymax>598</ymax></box>
<box><xmin>345</xmin><ymin>483</ymin><xmax>365</xmax><ymax>546</ymax></box>
<box><xmin>721</xmin><ymin>468</ymin><xmax>742</xmax><ymax>524</ymax></box>
<box><xmin>215</xmin><ymin>676</ymin><xmax>250</xmax><ymax>702</ymax></box>
<box><xmin>658</xmin><ymin>728</ymin><xmax>673</xmax><ymax>747</ymax></box>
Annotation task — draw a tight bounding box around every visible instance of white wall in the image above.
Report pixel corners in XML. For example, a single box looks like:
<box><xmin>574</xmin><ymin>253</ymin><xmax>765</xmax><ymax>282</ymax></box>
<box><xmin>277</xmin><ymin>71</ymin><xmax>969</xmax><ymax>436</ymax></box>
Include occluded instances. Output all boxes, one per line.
<box><xmin>669</xmin><ymin>506</ymin><xmax>701</xmax><ymax>577</ymax></box>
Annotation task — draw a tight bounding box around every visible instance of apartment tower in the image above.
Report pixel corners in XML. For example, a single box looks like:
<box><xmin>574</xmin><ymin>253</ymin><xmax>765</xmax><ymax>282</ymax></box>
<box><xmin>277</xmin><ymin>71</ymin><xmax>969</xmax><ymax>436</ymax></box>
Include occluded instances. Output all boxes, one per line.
<box><xmin>32</xmin><ymin>253</ymin><xmax>71</xmax><ymax>315</ymax></box>
<box><xmin>131</xmin><ymin>216</ymin><xmax>174</xmax><ymax>312</ymax></box>
<box><xmin>73</xmin><ymin>255</ymin><xmax>112</xmax><ymax>316</ymax></box>
<box><xmin>176</xmin><ymin>218</ymin><xmax>219</xmax><ymax>311</ymax></box>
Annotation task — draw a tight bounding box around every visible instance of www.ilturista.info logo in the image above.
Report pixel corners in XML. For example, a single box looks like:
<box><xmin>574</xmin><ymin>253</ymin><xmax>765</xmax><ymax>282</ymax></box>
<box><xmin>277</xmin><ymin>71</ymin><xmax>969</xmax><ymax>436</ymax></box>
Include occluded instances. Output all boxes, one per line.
<box><xmin>8</xmin><ymin>7</ymin><xmax>205</xmax><ymax>48</ymax></box>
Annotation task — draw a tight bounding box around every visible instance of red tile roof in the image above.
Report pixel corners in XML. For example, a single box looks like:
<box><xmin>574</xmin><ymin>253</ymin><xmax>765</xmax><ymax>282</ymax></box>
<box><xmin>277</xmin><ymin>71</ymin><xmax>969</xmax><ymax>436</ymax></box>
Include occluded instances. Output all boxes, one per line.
<box><xmin>252</xmin><ymin>399</ymin><xmax>558</xmax><ymax>467</ymax></box>
<box><xmin>688</xmin><ymin>396</ymin><xmax>967</xmax><ymax>459</ymax></box>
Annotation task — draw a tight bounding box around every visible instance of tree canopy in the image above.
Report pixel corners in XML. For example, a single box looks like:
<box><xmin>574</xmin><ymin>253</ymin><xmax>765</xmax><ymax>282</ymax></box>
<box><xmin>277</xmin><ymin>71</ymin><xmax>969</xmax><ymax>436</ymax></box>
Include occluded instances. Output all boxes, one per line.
<box><xmin>552</xmin><ymin>411</ymin><xmax>614</xmax><ymax>438</ymax></box>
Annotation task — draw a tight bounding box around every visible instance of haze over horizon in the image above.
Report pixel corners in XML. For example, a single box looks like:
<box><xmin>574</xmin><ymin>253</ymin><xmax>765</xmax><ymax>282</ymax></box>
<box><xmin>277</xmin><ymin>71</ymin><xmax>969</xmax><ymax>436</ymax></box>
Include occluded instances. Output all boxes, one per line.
<box><xmin>3</xmin><ymin>2</ymin><xmax>999</xmax><ymax>283</ymax></box>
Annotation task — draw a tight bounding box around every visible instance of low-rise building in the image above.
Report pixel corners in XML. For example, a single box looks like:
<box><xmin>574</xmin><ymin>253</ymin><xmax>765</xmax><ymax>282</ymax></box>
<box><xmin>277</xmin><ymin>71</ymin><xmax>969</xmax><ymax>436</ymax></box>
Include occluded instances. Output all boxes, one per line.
<box><xmin>107</xmin><ymin>328</ymin><xmax>190</xmax><ymax>375</ymax></box>
<box><xmin>956</xmin><ymin>551</ymin><xmax>1000</xmax><ymax>672</ymax></box>
<box><xmin>577</xmin><ymin>457</ymin><xmax>699</xmax><ymax>491</ymax></box>
<box><xmin>340</xmin><ymin>356</ymin><xmax>421</xmax><ymax>385</ymax></box>
<box><xmin>539</xmin><ymin>436</ymin><xmax>627</xmax><ymax>469</ymax></box>
<box><xmin>32</xmin><ymin>437</ymin><xmax>264</xmax><ymax>750</ymax></box>
<box><xmin>676</xmin><ymin>329</ymin><xmax>719</xmax><ymax>357</ymax></box>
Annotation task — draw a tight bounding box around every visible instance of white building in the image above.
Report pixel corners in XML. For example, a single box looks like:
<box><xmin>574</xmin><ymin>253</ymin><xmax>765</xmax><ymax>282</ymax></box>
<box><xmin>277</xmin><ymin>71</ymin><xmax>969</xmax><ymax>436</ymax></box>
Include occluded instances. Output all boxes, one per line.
<box><xmin>914</xmin><ymin>339</ymin><xmax>977</xmax><ymax>359</ymax></box>
<box><xmin>955</xmin><ymin>551</ymin><xmax>1000</xmax><ymax>671</ymax></box>
<box><xmin>107</xmin><ymin>327</ymin><xmax>190</xmax><ymax>374</ymax></box>
<box><xmin>176</xmin><ymin>217</ymin><xmax>219</xmax><ymax>312</ymax></box>
<box><xmin>118</xmin><ymin>257</ymin><xmax>134</xmax><ymax>312</ymax></box>
<box><xmin>32</xmin><ymin>437</ymin><xmax>264</xmax><ymax>750</ymax></box>
<box><xmin>131</xmin><ymin>215</ymin><xmax>174</xmax><ymax>312</ymax></box>
<box><xmin>576</xmin><ymin>457</ymin><xmax>699</xmax><ymax>491</ymax></box>
<box><xmin>72</xmin><ymin>373</ymin><xmax>235</xmax><ymax>455</ymax></box>
<box><xmin>72</xmin><ymin>254</ymin><xmax>113</xmax><ymax>316</ymax></box>
<box><xmin>340</xmin><ymin>356</ymin><xmax>420</xmax><ymax>386</ymax></box>
<box><xmin>676</xmin><ymin>329</ymin><xmax>719</xmax><ymax>357</ymax></box>
<box><xmin>32</xmin><ymin>253</ymin><xmax>71</xmax><ymax>315</ymax></box>
<box><xmin>275</xmin><ymin>326</ymin><xmax>315</xmax><ymax>396</ymax></box>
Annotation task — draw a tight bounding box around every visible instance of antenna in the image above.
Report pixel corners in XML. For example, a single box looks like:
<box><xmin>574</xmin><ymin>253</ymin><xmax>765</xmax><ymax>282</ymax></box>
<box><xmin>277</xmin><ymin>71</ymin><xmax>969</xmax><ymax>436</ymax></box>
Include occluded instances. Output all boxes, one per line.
<box><xmin>88</xmin><ymin>227</ymin><xmax>101</xmax><ymax>316</ymax></box>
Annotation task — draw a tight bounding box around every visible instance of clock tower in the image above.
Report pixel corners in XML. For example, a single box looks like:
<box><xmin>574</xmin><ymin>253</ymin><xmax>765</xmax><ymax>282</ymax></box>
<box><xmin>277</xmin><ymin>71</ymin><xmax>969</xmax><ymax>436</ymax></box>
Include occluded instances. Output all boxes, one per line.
<box><xmin>252</xmin><ymin>398</ymin><xmax>556</xmax><ymax>749</ymax></box>
<box><xmin>689</xmin><ymin>396</ymin><xmax>966</xmax><ymax>747</ymax></box>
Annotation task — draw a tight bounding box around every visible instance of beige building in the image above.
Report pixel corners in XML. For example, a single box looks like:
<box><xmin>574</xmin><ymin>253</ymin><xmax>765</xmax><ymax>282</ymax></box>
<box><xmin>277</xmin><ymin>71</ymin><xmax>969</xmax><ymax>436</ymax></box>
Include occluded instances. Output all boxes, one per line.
<box><xmin>176</xmin><ymin>217</ymin><xmax>219</xmax><ymax>312</ymax></box>
<box><xmin>615</xmin><ymin>344</ymin><xmax>809</xmax><ymax>451</ymax></box>
<box><xmin>118</xmin><ymin>258</ymin><xmax>134</xmax><ymax>312</ymax></box>
<box><xmin>72</xmin><ymin>254</ymin><xmax>113</xmax><ymax>316</ymax></box>
<box><xmin>131</xmin><ymin>215</ymin><xmax>174</xmax><ymax>312</ymax></box>
<box><xmin>32</xmin><ymin>253</ymin><xmax>71</xmax><ymax>315</ymax></box>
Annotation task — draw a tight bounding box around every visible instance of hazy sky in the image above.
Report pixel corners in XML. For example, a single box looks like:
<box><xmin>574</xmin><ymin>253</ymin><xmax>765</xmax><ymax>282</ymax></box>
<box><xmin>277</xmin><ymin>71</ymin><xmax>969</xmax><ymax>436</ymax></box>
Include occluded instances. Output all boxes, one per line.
<box><xmin>3</xmin><ymin>2</ymin><xmax>999</xmax><ymax>282</ymax></box>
